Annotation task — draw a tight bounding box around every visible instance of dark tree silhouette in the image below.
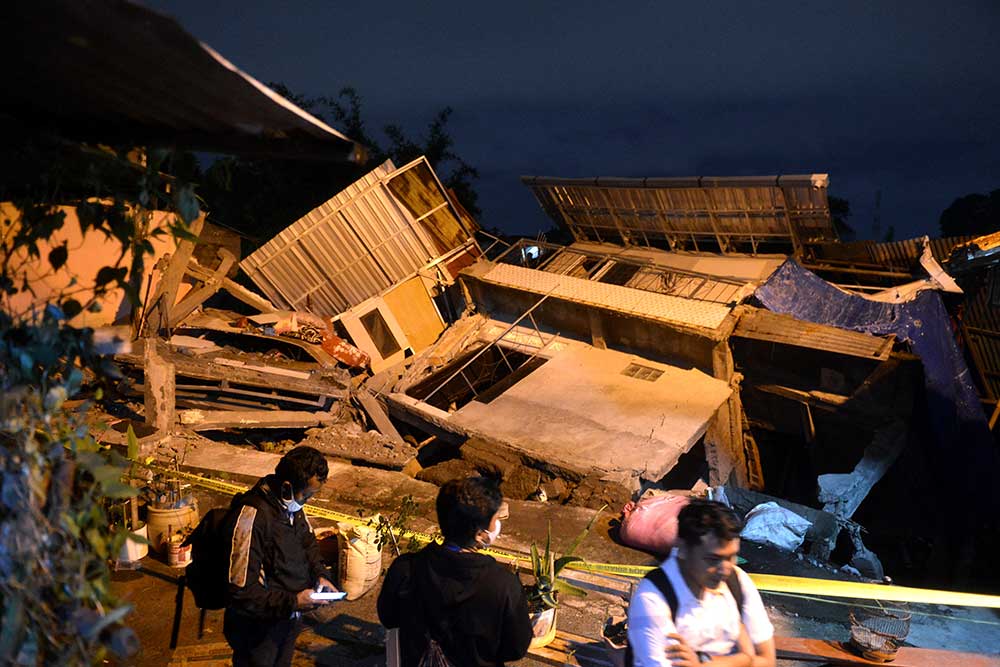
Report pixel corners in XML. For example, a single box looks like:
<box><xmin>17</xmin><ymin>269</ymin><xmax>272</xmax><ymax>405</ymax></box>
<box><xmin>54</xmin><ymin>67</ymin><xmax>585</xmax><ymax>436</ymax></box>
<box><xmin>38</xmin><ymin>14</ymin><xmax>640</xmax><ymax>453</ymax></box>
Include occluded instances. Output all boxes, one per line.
<box><xmin>198</xmin><ymin>85</ymin><xmax>481</xmax><ymax>247</ymax></box>
<box><xmin>939</xmin><ymin>189</ymin><xmax>1000</xmax><ymax>237</ymax></box>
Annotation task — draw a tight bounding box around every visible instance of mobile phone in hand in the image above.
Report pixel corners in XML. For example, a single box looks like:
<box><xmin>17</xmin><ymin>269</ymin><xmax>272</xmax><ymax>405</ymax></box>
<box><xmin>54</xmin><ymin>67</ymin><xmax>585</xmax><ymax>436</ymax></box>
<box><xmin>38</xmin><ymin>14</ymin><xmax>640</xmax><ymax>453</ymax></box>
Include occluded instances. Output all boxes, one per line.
<box><xmin>310</xmin><ymin>591</ymin><xmax>346</xmax><ymax>601</ymax></box>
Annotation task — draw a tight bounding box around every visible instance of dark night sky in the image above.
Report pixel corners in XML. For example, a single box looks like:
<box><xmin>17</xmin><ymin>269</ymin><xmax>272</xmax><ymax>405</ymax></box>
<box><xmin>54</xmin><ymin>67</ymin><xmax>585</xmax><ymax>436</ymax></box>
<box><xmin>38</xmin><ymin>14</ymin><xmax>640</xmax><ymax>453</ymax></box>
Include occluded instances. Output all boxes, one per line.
<box><xmin>145</xmin><ymin>0</ymin><xmax>1000</xmax><ymax>240</ymax></box>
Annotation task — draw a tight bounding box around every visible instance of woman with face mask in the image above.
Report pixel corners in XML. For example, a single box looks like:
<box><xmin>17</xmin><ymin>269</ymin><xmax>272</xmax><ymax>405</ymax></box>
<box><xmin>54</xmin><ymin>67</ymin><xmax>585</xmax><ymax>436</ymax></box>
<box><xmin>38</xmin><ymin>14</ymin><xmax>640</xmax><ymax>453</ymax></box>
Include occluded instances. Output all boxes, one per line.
<box><xmin>377</xmin><ymin>472</ymin><xmax>532</xmax><ymax>667</ymax></box>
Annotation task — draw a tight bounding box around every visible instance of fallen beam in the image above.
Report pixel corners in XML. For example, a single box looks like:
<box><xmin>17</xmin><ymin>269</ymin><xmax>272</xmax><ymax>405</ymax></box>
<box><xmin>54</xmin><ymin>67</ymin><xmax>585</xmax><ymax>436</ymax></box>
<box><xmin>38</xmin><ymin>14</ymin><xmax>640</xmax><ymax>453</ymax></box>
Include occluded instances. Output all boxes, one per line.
<box><xmin>185</xmin><ymin>259</ymin><xmax>276</xmax><ymax>313</ymax></box>
<box><xmin>178</xmin><ymin>409</ymin><xmax>339</xmax><ymax>430</ymax></box>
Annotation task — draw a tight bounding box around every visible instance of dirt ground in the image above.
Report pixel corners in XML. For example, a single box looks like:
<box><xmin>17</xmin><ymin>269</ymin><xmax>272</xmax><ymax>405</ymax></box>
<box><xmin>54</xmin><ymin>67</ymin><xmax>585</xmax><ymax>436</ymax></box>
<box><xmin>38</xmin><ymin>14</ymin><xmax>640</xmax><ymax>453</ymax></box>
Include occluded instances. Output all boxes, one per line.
<box><xmin>109</xmin><ymin>484</ymin><xmax>1000</xmax><ymax>666</ymax></box>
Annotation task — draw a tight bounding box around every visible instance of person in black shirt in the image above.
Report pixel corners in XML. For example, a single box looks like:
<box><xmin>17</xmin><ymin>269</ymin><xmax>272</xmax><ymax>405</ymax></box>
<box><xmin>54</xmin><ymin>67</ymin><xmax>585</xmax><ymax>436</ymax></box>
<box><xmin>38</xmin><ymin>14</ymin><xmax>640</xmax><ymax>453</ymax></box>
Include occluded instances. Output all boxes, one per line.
<box><xmin>378</xmin><ymin>474</ymin><xmax>532</xmax><ymax>666</ymax></box>
<box><xmin>223</xmin><ymin>446</ymin><xmax>338</xmax><ymax>667</ymax></box>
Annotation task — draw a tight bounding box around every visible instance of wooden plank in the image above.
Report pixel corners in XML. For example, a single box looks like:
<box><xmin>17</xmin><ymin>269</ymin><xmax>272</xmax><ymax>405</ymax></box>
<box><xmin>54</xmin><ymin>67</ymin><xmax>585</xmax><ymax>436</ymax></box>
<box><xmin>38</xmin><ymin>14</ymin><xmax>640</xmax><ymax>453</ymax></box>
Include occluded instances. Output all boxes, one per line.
<box><xmin>355</xmin><ymin>389</ymin><xmax>405</xmax><ymax>444</ymax></box>
<box><xmin>119</xmin><ymin>344</ymin><xmax>345</xmax><ymax>398</ymax></box>
<box><xmin>775</xmin><ymin>637</ymin><xmax>1000</xmax><ymax>667</ymax></box>
<box><xmin>213</xmin><ymin>357</ymin><xmax>313</xmax><ymax>380</ymax></box>
<box><xmin>734</xmin><ymin>307</ymin><xmax>893</xmax><ymax>360</ymax></box>
<box><xmin>145</xmin><ymin>213</ymin><xmax>206</xmax><ymax>335</ymax></box>
<box><xmin>178</xmin><ymin>409</ymin><xmax>338</xmax><ymax>430</ymax></box>
<box><xmin>527</xmin><ymin>630</ymin><xmax>615</xmax><ymax>667</ymax></box>
<box><xmin>168</xmin><ymin>249</ymin><xmax>237</xmax><ymax>327</ymax></box>
<box><xmin>185</xmin><ymin>260</ymin><xmax>276</xmax><ymax>314</ymax></box>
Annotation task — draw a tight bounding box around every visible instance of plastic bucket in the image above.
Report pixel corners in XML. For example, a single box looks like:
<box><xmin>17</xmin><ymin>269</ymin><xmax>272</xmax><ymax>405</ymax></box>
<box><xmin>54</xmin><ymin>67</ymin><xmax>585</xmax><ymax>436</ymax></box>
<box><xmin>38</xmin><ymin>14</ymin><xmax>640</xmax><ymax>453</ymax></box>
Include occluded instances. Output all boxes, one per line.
<box><xmin>118</xmin><ymin>523</ymin><xmax>148</xmax><ymax>563</ymax></box>
<box><xmin>146</xmin><ymin>502</ymin><xmax>199</xmax><ymax>554</ymax></box>
<box><xmin>167</xmin><ymin>534</ymin><xmax>192</xmax><ymax>568</ymax></box>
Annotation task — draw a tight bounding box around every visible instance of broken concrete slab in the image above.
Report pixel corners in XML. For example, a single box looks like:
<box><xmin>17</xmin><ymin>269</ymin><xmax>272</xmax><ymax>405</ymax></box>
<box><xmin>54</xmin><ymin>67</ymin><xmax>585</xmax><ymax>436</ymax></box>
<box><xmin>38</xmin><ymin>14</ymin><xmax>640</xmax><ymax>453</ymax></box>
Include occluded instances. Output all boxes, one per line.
<box><xmin>818</xmin><ymin>421</ymin><xmax>908</xmax><ymax>519</ymax></box>
<box><xmin>449</xmin><ymin>345</ymin><xmax>732</xmax><ymax>482</ymax></box>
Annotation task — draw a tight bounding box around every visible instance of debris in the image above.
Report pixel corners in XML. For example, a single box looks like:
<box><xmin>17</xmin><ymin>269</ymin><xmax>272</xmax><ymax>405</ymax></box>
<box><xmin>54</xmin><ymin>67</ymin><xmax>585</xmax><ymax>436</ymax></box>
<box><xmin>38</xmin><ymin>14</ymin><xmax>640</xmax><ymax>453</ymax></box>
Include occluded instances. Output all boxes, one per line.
<box><xmin>299</xmin><ymin>423</ymin><xmax>417</xmax><ymax>471</ymax></box>
<box><xmin>354</xmin><ymin>388</ymin><xmax>404</xmax><ymax>444</ymax></box>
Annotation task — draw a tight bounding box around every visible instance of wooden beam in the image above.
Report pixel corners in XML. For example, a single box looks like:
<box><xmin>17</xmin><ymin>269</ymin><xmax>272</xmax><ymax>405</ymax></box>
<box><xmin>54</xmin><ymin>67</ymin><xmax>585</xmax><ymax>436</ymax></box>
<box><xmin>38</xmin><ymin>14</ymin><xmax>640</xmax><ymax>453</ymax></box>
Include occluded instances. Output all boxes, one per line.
<box><xmin>354</xmin><ymin>388</ymin><xmax>405</xmax><ymax>444</ymax></box>
<box><xmin>144</xmin><ymin>213</ymin><xmax>206</xmax><ymax>335</ymax></box>
<box><xmin>184</xmin><ymin>259</ymin><xmax>276</xmax><ymax>314</ymax></box>
<box><xmin>167</xmin><ymin>248</ymin><xmax>236</xmax><ymax>327</ymax></box>
<box><xmin>178</xmin><ymin>409</ymin><xmax>339</xmax><ymax>430</ymax></box>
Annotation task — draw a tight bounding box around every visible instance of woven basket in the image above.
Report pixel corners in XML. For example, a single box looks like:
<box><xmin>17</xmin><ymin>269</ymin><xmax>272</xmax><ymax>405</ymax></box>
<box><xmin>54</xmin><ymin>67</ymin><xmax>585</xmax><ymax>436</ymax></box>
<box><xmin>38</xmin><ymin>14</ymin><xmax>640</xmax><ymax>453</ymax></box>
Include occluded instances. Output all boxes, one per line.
<box><xmin>848</xmin><ymin>602</ymin><xmax>911</xmax><ymax>662</ymax></box>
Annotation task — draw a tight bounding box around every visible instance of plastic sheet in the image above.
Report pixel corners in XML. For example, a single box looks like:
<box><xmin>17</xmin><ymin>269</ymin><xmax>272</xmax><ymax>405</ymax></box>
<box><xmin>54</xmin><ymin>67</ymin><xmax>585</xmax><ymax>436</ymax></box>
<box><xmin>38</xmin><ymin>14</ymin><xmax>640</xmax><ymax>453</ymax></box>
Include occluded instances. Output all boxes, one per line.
<box><xmin>754</xmin><ymin>260</ymin><xmax>994</xmax><ymax>494</ymax></box>
<box><xmin>741</xmin><ymin>502</ymin><xmax>812</xmax><ymax>552</ymax></box>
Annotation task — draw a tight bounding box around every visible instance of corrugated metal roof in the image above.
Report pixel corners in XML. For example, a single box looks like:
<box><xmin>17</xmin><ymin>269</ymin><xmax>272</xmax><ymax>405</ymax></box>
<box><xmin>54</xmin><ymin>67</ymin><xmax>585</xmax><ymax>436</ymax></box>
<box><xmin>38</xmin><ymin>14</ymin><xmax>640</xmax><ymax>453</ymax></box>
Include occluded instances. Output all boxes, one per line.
<box><xmin>478</xmin><ymin>263</ymin><xmax>733</xmax><ymax>331</ymax></box>
<box><xmin>0</xmin><ymin>0</ymin><xmax>362</xmax><ymax>160</ymax></box>
<box><xmin>734</xmin><ymin>307</ymin><xmax>894</xmax><ymax>360</ymax></box>
<box><xmin>240</xmin><ymin>158</ymin><xmax>473</xmax><ymax>316</ymax></box>
<box><xmin>521</xmin><ymin>174</ymin><xmax>835</xmax><ymax>255</ymax></box>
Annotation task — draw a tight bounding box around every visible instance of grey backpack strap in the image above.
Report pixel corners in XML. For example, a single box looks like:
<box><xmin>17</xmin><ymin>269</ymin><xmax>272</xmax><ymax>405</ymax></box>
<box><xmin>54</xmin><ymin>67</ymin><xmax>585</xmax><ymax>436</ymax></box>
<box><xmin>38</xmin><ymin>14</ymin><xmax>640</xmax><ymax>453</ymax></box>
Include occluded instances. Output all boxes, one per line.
<box><xmin>726</xmin><ymin>569</ymin><xmax>744</xmax><ymax>617</ymax></box>
<box><xmin>644</xmin><ymin>567</ymin><xmax>679</xmax><ymax>620</ymax></box>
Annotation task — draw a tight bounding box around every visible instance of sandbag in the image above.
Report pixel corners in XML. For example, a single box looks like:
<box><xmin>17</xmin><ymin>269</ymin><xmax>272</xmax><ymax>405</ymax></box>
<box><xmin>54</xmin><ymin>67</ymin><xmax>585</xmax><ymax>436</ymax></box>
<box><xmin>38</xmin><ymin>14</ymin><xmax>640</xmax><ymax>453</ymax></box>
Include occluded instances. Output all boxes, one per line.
<box><xmin>740</xmin><ymin>501</ymin><xmax>812</xmax><ymax>552</ymax></box>
<box><xmin>618</xmin><ymin>493</ymin><xmax>689</xmax><ymax>555</ymax></box>
<box><xmin>336</xmin><ymin>521</ymin><xmax>382</xmax><ymax>600</ymax></box>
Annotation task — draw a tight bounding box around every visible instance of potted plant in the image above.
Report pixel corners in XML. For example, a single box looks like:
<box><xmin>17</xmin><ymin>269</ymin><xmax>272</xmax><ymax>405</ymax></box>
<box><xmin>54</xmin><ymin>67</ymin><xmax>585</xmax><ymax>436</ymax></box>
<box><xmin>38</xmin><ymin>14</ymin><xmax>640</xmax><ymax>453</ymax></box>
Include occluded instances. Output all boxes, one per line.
<box><xmin>525</xmin><ymin>507</ymin><xmax>604</xmax><ymax>648</ymax></box>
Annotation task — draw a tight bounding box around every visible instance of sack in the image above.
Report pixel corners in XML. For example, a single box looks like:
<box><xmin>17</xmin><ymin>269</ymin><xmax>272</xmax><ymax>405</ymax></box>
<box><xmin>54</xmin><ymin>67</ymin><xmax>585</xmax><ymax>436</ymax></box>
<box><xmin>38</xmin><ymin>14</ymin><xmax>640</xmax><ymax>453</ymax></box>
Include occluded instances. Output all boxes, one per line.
<box><xmin>336</xmin><ymin>521</ymin><xmax>381</xmax><ymax>600</ymax></box>
<box><xmin>182</xmin><ymin>507</ymin><xmax>233</xmax><ymax>610</ymax></box>
<box><xmin>619</xmin><ymin>494</ymin><xmax>689</xmax><ymax>555</ymax></box>
<box><xmin>740</xmin><ymin>502</ymin><xmax>812</xmax><ymax>552</ymax></box>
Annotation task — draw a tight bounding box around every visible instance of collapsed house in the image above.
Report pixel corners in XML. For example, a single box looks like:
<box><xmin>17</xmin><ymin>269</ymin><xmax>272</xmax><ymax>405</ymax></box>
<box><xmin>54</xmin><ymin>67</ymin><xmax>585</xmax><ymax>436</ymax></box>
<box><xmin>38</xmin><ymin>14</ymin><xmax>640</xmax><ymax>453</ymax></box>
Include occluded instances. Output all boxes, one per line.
<box><xmin>102</xmin><ymin>159</ymin><xmax>995</xmax><ymax>582</ymax></box>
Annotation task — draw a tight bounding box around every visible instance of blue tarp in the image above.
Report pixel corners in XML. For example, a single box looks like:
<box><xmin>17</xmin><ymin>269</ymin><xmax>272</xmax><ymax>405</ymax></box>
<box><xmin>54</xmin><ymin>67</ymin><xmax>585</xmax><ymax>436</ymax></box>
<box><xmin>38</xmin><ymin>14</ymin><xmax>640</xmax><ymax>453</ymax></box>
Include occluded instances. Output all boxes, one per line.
<box><xmin>754</xmin><ymin>260</ymin><xmax>993</xmax><ymax>488</ymax></box>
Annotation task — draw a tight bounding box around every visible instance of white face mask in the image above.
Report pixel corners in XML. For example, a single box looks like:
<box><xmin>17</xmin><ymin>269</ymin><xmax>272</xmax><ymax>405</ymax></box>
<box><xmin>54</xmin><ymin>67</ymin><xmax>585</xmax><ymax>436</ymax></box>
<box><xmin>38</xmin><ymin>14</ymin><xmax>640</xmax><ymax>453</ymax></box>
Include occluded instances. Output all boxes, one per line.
<box><xmin>481</xmin><ymin>519</ymin><xmax>501</xmax><ymax>546</ymax></box>
<box><xmin>280</xmin><ymin>481</ymin><xmax>304</xmax><ymax>513</ymax></box>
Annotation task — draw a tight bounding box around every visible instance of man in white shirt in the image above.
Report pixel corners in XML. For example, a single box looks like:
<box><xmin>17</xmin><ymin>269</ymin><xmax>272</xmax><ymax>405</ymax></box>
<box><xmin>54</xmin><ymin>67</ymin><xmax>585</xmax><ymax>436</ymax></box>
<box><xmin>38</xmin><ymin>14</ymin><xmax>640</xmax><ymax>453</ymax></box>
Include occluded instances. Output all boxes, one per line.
<box><xmin>627</xmin><ymin>499</ymin><xmax>775</xmax><ymax>667</ymax></box>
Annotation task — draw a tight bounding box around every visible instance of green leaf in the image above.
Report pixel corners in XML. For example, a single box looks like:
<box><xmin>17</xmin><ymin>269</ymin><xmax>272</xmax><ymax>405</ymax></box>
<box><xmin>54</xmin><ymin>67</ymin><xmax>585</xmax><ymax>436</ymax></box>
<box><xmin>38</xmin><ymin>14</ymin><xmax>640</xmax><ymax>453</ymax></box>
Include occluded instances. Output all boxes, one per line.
<box><xmin>126</xmin><ymin>425</ymin><xmax>139</xmax><ymax>461</ymax></box>
<box><xmin>564</xmin><ymin>504</ymin><xmax>605</xmax><ymax>557</ymax></box>
<box><xmin>530</xmin><ymin>543</ymin><xmax>542</xmax><ymax>577</ymax></box>
<box><xmin>86</xmin><ymin>528</ymin><xmax>108</xmax><ymax>559</ymax></box>
<box><xmin>87</xmin><ymin>604</ymin><xmax>133</xmax><ymax>640</ymax></box>
<box><xmin>553</xmin><ymin>579</ymin><xmax>588</xmax><ymax>598</ymax></box>
<box><xmin>553</xmin><ymin>555</ymin><xmax>583</xmax><ymax>576</ymax></box>
<box><xmin>540</xmin><ymin>590</ymin><xmax>558</xmax><ymax>608</ymax></box>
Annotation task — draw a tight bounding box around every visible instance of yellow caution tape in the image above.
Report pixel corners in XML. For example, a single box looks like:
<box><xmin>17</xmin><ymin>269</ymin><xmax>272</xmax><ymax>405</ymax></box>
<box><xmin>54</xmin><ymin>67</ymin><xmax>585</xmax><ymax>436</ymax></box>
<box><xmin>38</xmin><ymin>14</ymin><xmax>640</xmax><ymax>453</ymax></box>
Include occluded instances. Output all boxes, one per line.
<box><xmin>764</xmin><ymin>592</ymin><xmax>1000</xmax><ymax>626</ymax></box>
<box><xmin>748</xmin><ymin>574</ymin><xmax>1000</xmax><ymax>609</ymax></box>
<box><xmin>144</xmin><ymin>465</ymin><xmax>1000</xmax><ymax>609</ymax></box>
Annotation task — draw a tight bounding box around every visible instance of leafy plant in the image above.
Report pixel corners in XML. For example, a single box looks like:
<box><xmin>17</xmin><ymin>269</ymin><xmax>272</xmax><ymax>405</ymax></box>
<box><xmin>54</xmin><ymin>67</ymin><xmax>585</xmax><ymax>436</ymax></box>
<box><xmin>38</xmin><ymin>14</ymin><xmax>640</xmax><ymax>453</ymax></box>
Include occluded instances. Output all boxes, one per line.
<box><xmin>1</xmin><ymin>139</ymin><xmax>201</xmax><ymax>664</ymax></box>
<box><xmin>527</xmin><ymin>506</ymin><xmax>605</xmax><ymax>610</ymax></box>
<box><xmin>361</xmin><ymin>494</ymin><xmax>421</xmax><ymax>557</ymax></box>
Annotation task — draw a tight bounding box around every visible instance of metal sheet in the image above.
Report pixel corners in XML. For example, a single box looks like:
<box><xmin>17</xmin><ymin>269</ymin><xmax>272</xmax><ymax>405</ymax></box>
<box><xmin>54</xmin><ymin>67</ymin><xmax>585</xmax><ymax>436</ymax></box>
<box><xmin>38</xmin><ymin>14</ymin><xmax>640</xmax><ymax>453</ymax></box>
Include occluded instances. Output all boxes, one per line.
<box><xmin>734</xmin><ymin>307</ymin><xmax>894</xmax><ymax>360</ymax></box>
<box><xmin>240</xmin><ymin>158</ymin><xmax>473</xmax><ymax>317</ymax></box>
<box><xmin>521</xmin><ymin>174</ymin><xmax>834</xmax><ymax>255</ymax></box>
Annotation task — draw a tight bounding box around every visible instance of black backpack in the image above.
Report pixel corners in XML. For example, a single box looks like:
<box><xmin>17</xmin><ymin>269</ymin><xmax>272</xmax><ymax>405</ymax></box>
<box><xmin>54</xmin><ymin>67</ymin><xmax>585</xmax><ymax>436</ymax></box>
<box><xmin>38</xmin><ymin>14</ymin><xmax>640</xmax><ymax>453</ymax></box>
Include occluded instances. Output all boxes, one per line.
<box><xmin>182</xmin><ymin>507</ymin><xmax>234</xmax><ymax>610</ymax></box>
<box><xmin>624</xmin><ymin>568</ymin><xmax>744</xmax><ymax>667</ymax></box>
